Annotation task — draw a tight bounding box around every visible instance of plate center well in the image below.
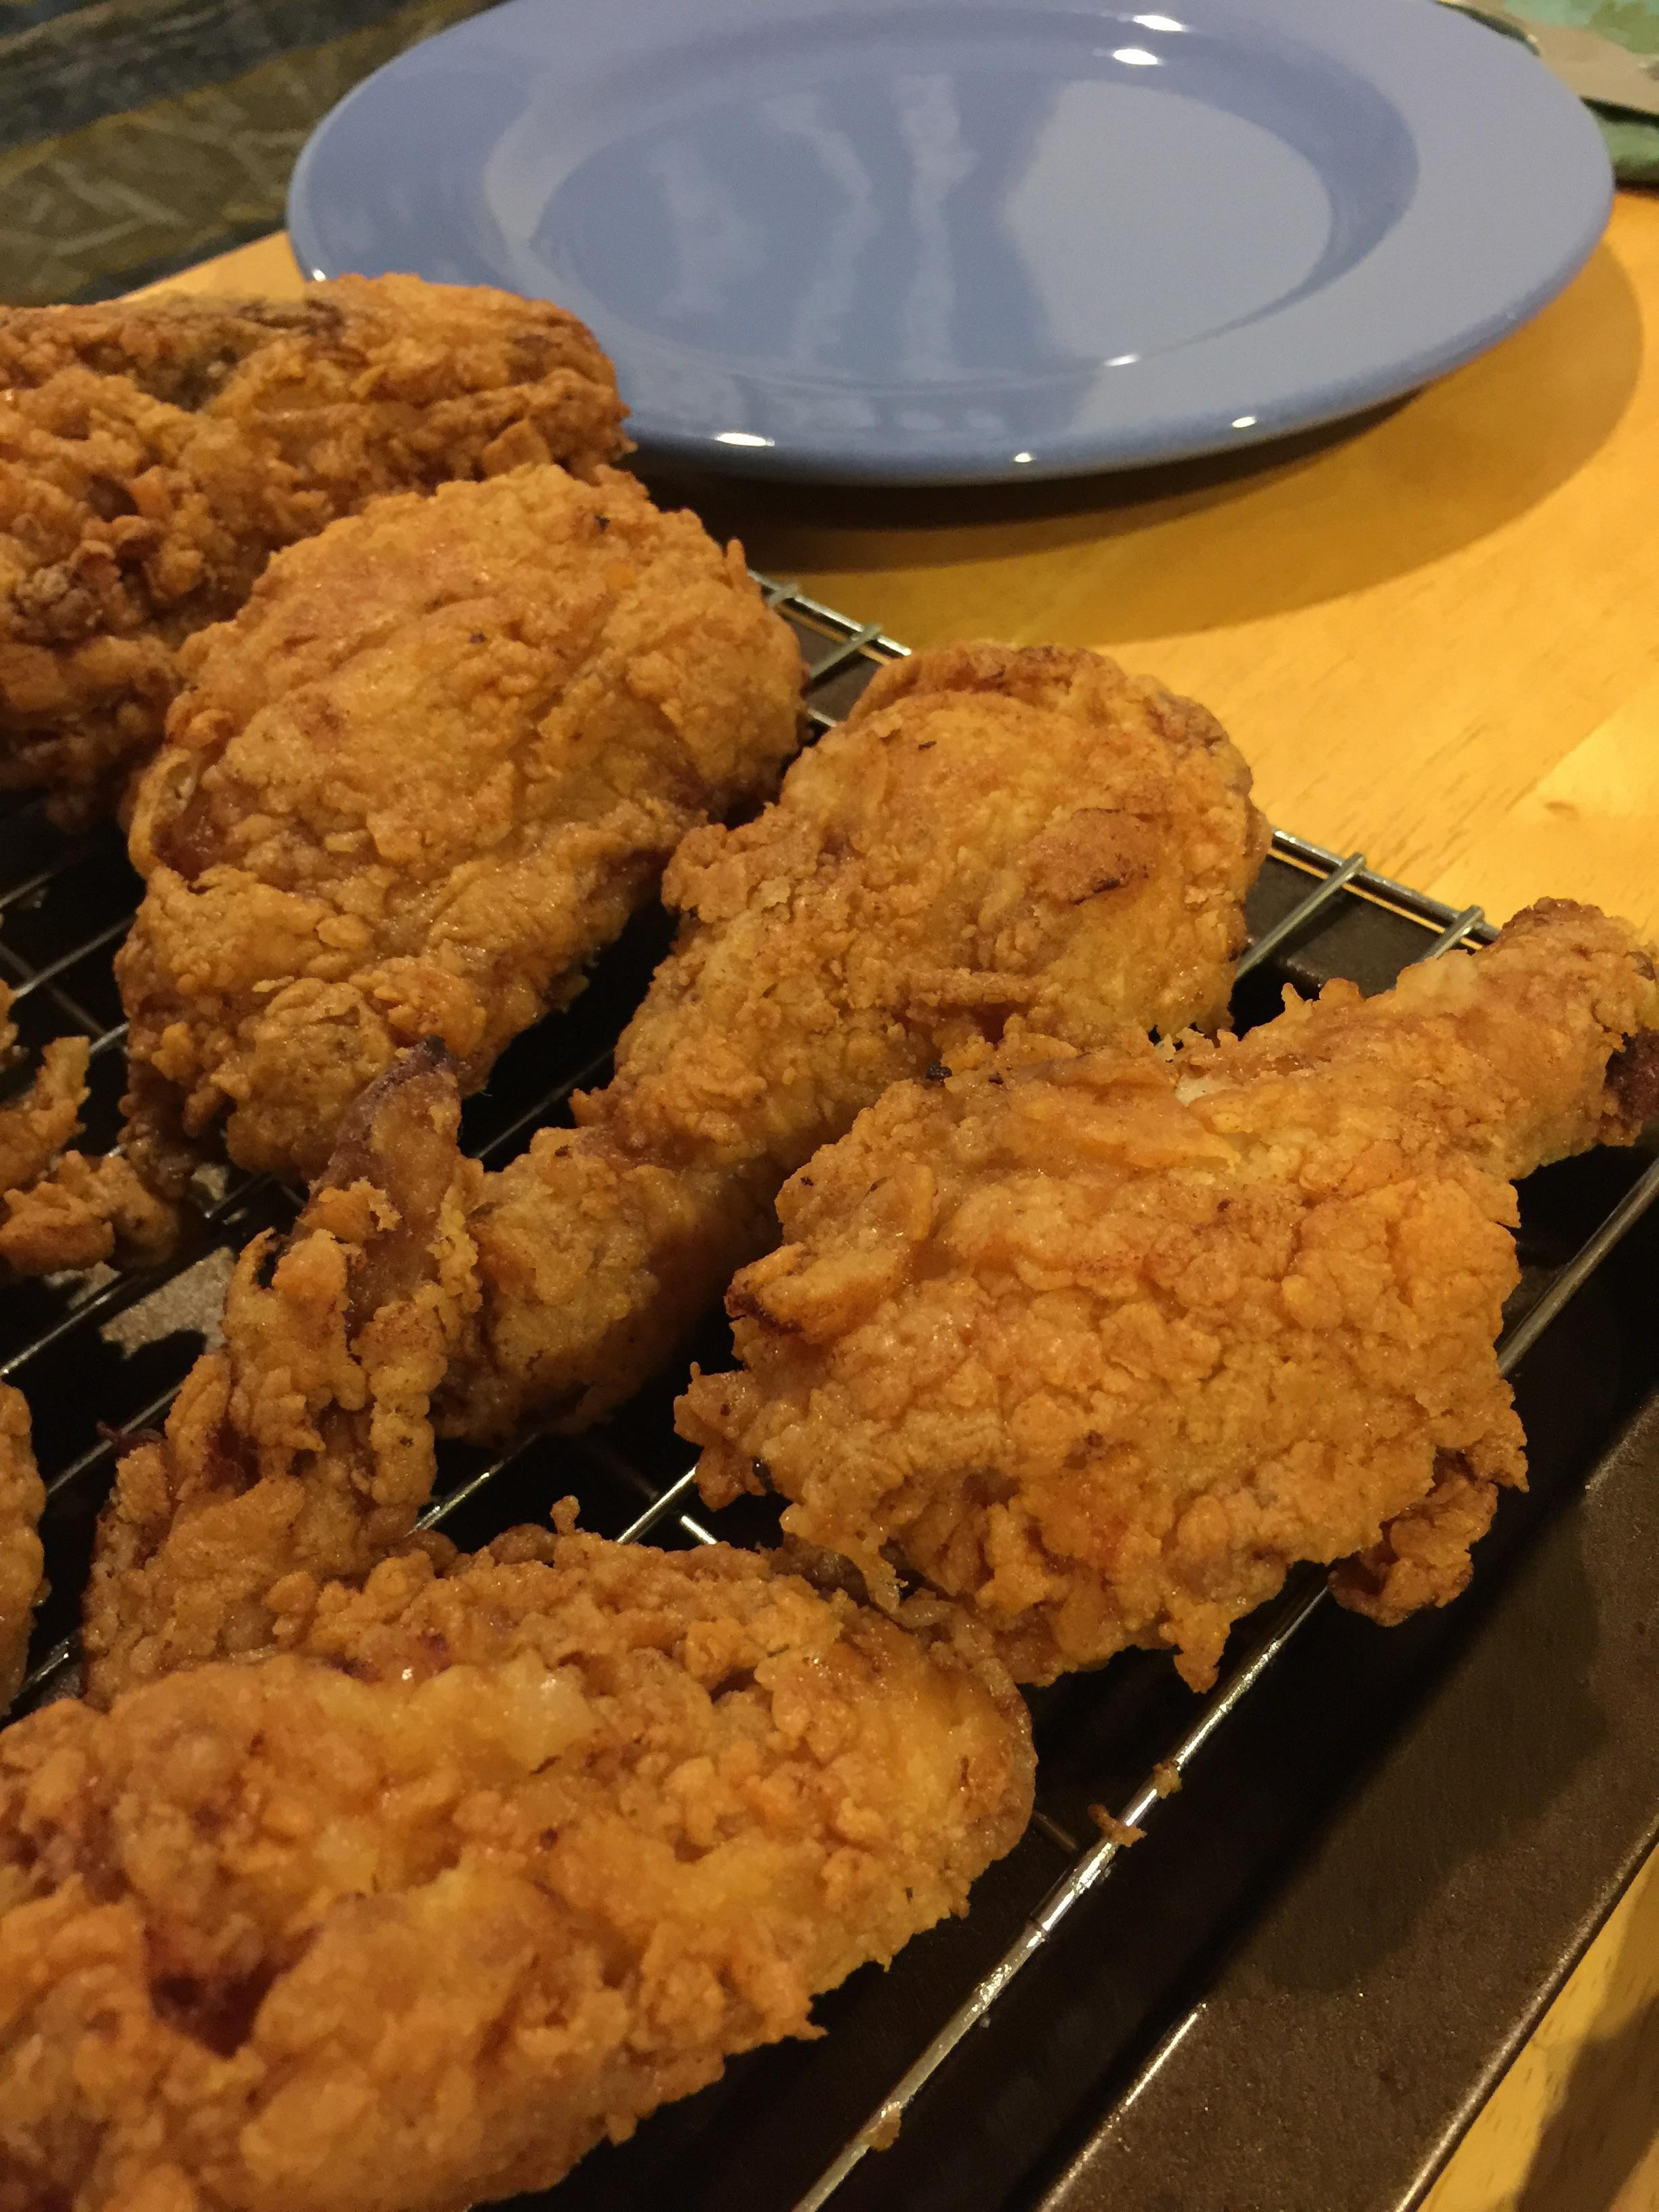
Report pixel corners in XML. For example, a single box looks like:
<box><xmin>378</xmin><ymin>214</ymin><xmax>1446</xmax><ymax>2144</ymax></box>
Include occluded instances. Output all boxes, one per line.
<box><xmin>510</xmin><ymin>7</ymin><xmax>1418</xmax><ymax>385</ymax></box>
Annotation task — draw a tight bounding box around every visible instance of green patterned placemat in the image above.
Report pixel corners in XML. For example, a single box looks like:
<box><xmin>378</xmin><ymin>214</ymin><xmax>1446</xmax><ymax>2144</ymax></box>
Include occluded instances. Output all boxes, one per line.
<box><xmin>0</xmin><ymin>0</ymin><xmax>497</xmax><ymax>304</ymax></box>
<box><xmin>1515</xmin><ymin>0</ymin><xmax>1659</xmax><ymax>181</ymax></box>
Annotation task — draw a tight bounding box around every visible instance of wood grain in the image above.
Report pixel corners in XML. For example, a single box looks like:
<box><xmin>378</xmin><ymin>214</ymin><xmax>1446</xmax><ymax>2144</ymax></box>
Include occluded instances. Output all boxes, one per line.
<box><xmin>151</xmin><ymin>211</ymin><xmax>1659</xmax><ymax>2212</ymax></box>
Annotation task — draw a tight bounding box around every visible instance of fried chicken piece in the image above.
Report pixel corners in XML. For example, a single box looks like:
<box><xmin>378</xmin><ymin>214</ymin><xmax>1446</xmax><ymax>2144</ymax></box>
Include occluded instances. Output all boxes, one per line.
<box><xmin>443</xmin><ymin>641</ymin><xmax>1268</xmax><ymax>1441</ymax></box>
<box><xmin>117</xmin><ymin>462</ymin><xmax>803</xmax><ymax>1197</ymax></box>
<box><xmin>83</xmin><ymin>1041</ymin><xmax>481</xmax><ymax>1706</ymax></box>
<box><xmin>0</xmin><ymin>975</ymin><xmax>87</xmax><ymax>1267</ymax></box>
<box><xmin>0</xmin><ymin>1384</ymin><xmax>43</xmax><ymax>1711</ymax></box>
<box><xmin>0</xmin><ymin>979</ymin><xmax>175</xmax><ymax>1275</ymax></box>
<box><xmin>0</xmin><ymin>276</ymin><xmax>629</xmax><ymax>821</ymax></box>
<box><xmin>0</xmin><ymin>980</ymin><xmax>83</xmax><ymax>1189</ymax></box>
<box><xmin>681</xmin><ymin>901</ymin><xmax>1659</xmax><ymax>1690</ymax></box>
<box><xmin>0</xmin><ymin>1529</ymin><xmax>1033</xmax><ymax>2212</ymax></box>
<box><xmin>0</xmin><ymin>1147</ymin><xmax>176</xmax><ymax>1276</ymax></box>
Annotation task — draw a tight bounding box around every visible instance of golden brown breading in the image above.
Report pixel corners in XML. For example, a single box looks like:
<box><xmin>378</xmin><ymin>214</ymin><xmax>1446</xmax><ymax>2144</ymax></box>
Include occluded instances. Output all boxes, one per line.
<box><xmin>0</xmin><ymin>973</ymin><xmax>89</xmax><ymax>1275</ymax></box>
<box><xmin>443</xmin><ymin>640</ymin><xmax>1268</xmax><ymax>1441</ymax></box>
<box><xmin>0</xmin><ymin>1146</ymin><xmax>176</xmax><ymax>1276</ymax></box>
<box><xmin>0</xmin><ymin>276</ymin><xmax>629</xmax><ymax>820</ymax></box>
<box><xmin>0</xmin><ymin>979</ymin><xmax>176</xmax><ymax>1275</ymax></box>
<box><xmin>83</xmin><ymin>1042</ymin><xmax>481</xmax><ymax>1706</ymax></box>
<box><xmin>681</xmin><ymin>901</ymin><xmax>1659</xmax><ymax>1690</ymax></box>
<box><xmin>0</xmin><ymin>1383</ymin><xmax>43</xmax><ymax>1711</ymax></box>
<box><xmin>0</xmin><ymin>979</ymin><xmax>84</xmax><ymax>1192</ymax></box>
<box><xmin>116</xmin><ymin>462</ymin><xmax>803</xmax><ymax>1196</ymax></box>
<box><xmin>0</xmin><ymin>1530</ymin><xmax>1033</xmax><ymax>2212</ymax></box>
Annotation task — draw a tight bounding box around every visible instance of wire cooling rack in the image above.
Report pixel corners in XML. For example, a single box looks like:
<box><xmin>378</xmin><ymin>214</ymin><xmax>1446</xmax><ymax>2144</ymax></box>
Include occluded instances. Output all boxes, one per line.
<box><xmin>3</xmin><ymin>580</ymin><xmax>1658</xmax><ymax>2212</ymax></box>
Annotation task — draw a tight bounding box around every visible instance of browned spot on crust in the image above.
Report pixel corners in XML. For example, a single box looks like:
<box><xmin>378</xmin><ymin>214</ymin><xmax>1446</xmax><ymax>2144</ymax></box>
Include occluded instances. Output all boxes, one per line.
<box><xmin>1608</xmin><ymin>1031</ymin><xmax>1659</xmax><ymax>1133</ymax></box>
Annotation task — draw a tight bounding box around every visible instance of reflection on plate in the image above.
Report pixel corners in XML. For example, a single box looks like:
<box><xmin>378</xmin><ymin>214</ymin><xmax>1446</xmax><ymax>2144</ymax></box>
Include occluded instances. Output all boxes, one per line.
<box><xmin>289</xmin><ymin>0</ymin><xmax>1613</xmax><ymax>483</ymax></box>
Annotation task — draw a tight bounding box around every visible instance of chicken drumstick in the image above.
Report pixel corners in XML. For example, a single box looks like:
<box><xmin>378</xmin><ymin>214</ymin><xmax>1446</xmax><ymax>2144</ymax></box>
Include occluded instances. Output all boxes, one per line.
<box><xmin>442</xmin><ymin>640</ymin><xmax>1269</xmax><ymax>1443</ymax></box>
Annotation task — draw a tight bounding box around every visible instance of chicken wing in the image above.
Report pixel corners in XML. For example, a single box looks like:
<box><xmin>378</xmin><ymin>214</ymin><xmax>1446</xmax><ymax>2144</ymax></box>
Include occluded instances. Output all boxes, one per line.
<box><xmin>0</xmin><ymin>1529</ymin><xmax>1033</xmax><ymax>2212</ymax></box>
<box><xmin>117</xmin><ymin>461</ymin><xmax>803</xmax><ymax>1198</ymax></box>
<box><xmin>680</xmin><ymin>901</ymin><xmax>1659</xmax><ymax>1690</ymax></box>
<box><xmin>443</xmin><ymin>640</ymin><xmax>1269</xmax><ymax>1441</ymax></box>
<box><xmin>0</xmin><ymin>1383</ymin><xmax>43</xmax><ymax>1711</ymax></box>
<box><xmin>83</xmin><ymin>1040</ymin><xmax>480</xmax><ymax>1706</ymax></box>
<box><xmin>0</xmin><ymin>275</ymin><xmax>628</xmax><ymax>821</ymax></box>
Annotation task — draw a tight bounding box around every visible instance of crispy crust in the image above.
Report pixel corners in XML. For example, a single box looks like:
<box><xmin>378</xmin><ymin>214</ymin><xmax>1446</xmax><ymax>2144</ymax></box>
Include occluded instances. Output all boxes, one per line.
<box><xmin>115</xmin><ymin>462</ymin><xmax>802</xmax><ymax>1190</ymax></box>
<box><xmin>0</xmin><ymin>1382</ymin><xmax>43</xmax><ymax>1712</ymax></box>
<box><xmin>83</xmin><ymin>1044</ymin><xmax>482</xmax><ymax>1705</ymax></box>
<box><xmin>1</xmin><ymin>1532</ymin><xmax>1032</xmax><ymax>2212</ymax></box>
<box><xmin>0</xmin><ymin>275</ymin><xmax>630</xmax><ymax>820</ymax></box>
<box><xmin>0</xmin><ymin>979</ymin><xmax>176</xmax><ymax>1276</ymax></box>
<box><xmin>443</xmin><ymin>640</ymin><xmax>1268</xmax><ymax>1441</ymax></box>
<box><xmin>680</xmin><ymin>901</ymin><xmax>1659</xmax><ymax>1688</ymax></box>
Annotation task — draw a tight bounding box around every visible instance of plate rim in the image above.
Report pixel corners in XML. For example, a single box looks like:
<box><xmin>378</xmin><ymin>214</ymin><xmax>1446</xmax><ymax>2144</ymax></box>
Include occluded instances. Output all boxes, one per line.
<box><xmin>287</xmin><ymin>0</ymin><xmax>1615</xmax><ymax>485</ymax></box>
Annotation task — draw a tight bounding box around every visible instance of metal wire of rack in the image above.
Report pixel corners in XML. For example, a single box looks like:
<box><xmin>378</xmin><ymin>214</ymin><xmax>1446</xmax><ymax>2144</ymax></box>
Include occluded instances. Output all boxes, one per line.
<box><xmin>1</xmin><ymin>581</ymin><xmax>1656</xmax><ymax>2210</ymax></box>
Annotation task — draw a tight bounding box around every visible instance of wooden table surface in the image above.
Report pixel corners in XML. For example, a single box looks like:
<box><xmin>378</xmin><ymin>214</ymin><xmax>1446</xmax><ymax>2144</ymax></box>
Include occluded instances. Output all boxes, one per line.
<box><xmin>156</xmin><ymin>213</ymin><xmax>1659</xmax><ymax>2212</ymax></box>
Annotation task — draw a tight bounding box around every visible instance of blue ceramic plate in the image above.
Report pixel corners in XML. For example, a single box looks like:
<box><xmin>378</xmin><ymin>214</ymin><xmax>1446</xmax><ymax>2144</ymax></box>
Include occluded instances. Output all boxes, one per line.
<box><xmin>289</xmin><ymin>0</ymin><xmax>1613</xmax><ymax>483</ymax></box>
